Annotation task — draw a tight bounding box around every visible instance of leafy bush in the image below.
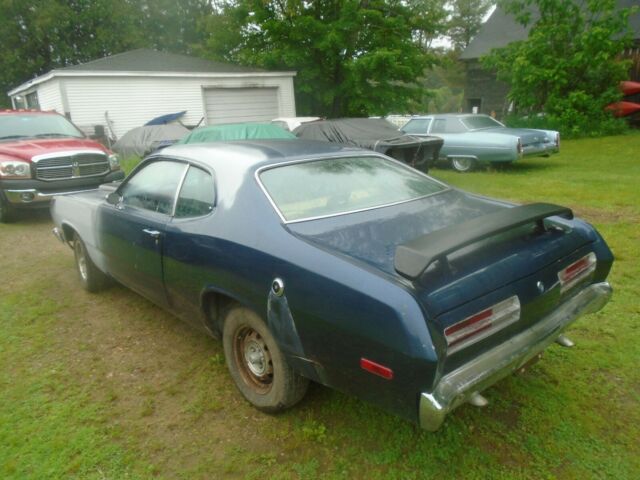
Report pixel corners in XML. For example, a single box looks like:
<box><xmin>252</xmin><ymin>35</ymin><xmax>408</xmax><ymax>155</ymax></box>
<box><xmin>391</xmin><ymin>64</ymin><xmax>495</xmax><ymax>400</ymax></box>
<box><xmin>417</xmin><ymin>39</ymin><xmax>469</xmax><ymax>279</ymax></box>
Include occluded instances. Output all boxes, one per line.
<box><xmin>483</xmin><ymin>0</ymin><xmax>637</xmax><ymax>138</ymax></box>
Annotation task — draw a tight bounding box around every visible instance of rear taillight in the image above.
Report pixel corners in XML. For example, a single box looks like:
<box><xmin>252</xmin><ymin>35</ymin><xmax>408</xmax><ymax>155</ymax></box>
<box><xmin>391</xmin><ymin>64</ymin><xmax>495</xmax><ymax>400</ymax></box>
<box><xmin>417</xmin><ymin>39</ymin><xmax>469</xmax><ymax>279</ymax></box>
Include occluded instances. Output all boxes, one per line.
<box><xmin>555</xmin><ymin>132</ymin><xmax>560</xmax><ymax>148</ymax></box>
<box><xmin>558</xmin><ymin>252</ymin><xmax>596</xmax><ymax>293</ymax></box>
<box><xmin>517</xmin><ymin>137</ymin><xmax>523</xmax><ymax>156</ymax></box>
<box><xmin>444</xmin><ymin>296</ymin><xmax>520</xmax><ymax>354</ymax></box>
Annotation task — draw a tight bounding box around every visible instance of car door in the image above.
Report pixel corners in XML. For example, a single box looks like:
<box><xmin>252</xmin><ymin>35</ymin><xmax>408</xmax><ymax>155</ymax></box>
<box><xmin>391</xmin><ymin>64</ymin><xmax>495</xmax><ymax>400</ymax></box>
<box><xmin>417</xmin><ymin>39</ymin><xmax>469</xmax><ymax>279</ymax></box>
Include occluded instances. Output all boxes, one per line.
<box><xmin>162</xmin><ymin>165</ymin><xmax>217</xmax><ymax>327</ymax></box>
<box><xmin>98</xmin><ymin>159</ymin><xmax>188</xmax><ymax>307</ymax></box>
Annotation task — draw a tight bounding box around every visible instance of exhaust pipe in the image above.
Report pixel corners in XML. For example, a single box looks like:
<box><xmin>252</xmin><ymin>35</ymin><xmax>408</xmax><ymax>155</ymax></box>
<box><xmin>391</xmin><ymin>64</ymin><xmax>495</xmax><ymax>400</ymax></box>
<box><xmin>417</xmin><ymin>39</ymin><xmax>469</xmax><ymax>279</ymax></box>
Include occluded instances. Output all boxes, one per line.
<box><xmin>556</xmin><ymin>334</ymin><xmax>574</xmax><ymax>347</ymax></box>
<box><xmin>468</xmin><ymin>392</ymin><xmax>489</xmax><ymax>407</ymax></box>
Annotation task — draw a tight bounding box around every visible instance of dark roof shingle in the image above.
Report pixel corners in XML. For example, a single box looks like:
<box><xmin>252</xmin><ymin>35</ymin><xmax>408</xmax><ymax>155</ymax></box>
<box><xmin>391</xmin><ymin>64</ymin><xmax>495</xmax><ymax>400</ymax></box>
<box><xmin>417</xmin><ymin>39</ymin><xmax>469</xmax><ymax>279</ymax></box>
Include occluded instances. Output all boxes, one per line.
<box><xmin>60</xmin><ymin>48</ymin><xmax>265</xmax><ymax>73</ymax></box>
<box><xmin>461</xmin><ymin>0</ymin><xmax>640</xmax><ymax>60</ymax></box>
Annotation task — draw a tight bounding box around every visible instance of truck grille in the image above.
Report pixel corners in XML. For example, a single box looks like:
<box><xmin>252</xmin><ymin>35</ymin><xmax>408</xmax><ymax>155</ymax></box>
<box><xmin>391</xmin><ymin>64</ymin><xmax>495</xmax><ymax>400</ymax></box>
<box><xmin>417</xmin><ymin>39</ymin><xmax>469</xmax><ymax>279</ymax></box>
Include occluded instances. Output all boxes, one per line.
<box><xmin>35</xmin><ymin>152</ymin><xmax>109</xmax><ymax>181</ymax></box>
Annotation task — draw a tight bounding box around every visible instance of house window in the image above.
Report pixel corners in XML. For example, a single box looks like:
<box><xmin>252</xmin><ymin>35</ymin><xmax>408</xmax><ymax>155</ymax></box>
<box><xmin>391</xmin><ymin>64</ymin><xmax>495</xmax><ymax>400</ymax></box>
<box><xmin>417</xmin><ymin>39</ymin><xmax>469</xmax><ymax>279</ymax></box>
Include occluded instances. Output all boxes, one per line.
<box><xmin>25</xmin><ymin>92</ymin><xmax>40</xmax><ymax>109</ymax></box>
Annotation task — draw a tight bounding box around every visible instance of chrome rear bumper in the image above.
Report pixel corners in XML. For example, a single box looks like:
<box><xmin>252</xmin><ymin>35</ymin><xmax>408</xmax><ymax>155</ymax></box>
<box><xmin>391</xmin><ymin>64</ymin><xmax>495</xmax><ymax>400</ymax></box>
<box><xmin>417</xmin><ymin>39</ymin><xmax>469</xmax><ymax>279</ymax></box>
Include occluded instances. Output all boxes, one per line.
<box><xmin>419</xmin><ymin>282</ymin><xmax>612</xmax><ymax>431</ymax></box>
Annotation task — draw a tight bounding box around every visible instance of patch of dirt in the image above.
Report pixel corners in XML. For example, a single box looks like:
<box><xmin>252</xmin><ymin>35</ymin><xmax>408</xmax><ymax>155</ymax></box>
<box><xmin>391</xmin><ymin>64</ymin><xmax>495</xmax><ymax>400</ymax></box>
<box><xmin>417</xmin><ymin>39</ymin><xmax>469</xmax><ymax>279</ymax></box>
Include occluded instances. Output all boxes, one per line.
<box><xmin>0</xmin><ymin>214</ymin><xmax>307</xmax><ymax>478</ymax></box>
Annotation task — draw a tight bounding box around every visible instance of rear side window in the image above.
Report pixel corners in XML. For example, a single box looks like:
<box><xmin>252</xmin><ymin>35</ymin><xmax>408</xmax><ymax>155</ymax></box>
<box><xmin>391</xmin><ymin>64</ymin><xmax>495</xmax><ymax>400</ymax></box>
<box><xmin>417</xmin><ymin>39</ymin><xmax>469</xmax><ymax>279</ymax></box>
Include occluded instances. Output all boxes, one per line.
<box><xmin>121</xmin><ymin>160</ymin><xmax>186</xmax><ymax>215</ymax></box>
<box><xmin>402</xmin><ymin>119</ymin><xmax>431</xmax><ymax>134</ymax></box>
<box><xmin>175</xmin><ymin>166</ymin><xmax>215</xmax><ymax>218</ymax></box>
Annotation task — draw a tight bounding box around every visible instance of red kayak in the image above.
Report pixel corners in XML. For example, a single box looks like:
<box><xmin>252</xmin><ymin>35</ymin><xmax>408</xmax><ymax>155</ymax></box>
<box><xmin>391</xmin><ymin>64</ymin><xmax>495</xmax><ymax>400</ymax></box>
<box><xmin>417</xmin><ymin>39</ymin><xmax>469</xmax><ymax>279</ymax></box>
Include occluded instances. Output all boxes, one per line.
<box><xmin>606</xmin><ymin>101</ymin><xmax>640</xmax><ymax>117</ymax></box>
<box><xmin>621</xmin><ymin>81</ymin><xmax>640</xmax><ymax>96</ymax></box>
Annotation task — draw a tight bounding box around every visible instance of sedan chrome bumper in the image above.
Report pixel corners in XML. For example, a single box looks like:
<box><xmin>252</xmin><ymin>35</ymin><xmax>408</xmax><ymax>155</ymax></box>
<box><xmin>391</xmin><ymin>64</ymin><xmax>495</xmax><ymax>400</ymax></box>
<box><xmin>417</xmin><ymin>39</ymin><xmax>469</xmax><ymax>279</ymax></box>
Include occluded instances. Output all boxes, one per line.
<box><xmin>419</xmin><ymin>282</ymin><xmax>612</xmax><ymax>431</ymax></box>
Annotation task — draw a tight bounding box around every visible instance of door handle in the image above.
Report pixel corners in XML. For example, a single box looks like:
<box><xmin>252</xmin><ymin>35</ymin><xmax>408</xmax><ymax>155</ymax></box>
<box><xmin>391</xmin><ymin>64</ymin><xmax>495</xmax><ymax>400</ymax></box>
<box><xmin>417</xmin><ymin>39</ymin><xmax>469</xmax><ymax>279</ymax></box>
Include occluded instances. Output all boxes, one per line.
<box><xmin>142</xmin><ymin>229</ymin><xmax>161</xmax><ymax>239</ymax></box>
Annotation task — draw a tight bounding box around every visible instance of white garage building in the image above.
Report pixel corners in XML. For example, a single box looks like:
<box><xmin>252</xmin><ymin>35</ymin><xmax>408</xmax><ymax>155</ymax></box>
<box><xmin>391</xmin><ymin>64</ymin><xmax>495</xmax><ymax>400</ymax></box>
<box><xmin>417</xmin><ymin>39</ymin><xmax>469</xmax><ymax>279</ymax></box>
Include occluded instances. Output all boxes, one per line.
<box><xmin>7</xmin><ymin>49</ymin><xmax>297</xmax><ymax>138</ymax></box>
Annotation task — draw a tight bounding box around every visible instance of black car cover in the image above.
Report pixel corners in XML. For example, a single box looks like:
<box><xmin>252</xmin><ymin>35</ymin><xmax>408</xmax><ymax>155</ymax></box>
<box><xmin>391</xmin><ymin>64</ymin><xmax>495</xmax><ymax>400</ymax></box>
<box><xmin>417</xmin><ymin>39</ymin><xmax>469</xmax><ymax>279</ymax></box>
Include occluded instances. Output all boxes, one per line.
<box><xmin>294</xmin><ymin>118</ymin><xmax>443</xmax><ymax>172</ymax></box>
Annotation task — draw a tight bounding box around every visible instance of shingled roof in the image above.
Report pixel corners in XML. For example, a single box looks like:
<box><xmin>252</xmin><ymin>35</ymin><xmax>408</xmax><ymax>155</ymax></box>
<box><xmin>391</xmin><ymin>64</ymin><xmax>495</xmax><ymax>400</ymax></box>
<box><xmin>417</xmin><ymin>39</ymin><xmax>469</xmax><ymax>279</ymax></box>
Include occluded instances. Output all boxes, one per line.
<box><xmin>461</xmin><ymin>0</ymin><xmax>640</xmax><ymax>60</ymax></box>
<box><xmin>59</xmin><ymin>48</ymin><xmax>265</xmax><ymax>74</ymax></box>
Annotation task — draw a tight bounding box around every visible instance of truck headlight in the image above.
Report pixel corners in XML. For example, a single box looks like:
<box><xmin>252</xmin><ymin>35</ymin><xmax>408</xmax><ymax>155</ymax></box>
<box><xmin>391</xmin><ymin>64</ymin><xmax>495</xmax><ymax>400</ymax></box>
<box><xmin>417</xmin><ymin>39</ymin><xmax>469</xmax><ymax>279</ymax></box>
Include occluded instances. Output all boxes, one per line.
<box><xmin>108</xmin><ymin>153</ymin><xmax>121</xmax><ymax>171</ymax></box>
<box><xmin>0</xmin><ymin>160</ymin><xmax>31</xmax><ymax>178</ymax></box>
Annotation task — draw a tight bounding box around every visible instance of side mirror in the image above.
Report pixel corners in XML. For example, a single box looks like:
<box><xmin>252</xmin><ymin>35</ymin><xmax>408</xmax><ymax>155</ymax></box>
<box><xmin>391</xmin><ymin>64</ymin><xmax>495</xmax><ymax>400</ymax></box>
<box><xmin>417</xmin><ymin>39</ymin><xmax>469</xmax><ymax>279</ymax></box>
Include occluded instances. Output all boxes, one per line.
<box><xmin>106</xmin><ymin>192</ymin><xmax>121</xmax><ymax>206</ymax></box>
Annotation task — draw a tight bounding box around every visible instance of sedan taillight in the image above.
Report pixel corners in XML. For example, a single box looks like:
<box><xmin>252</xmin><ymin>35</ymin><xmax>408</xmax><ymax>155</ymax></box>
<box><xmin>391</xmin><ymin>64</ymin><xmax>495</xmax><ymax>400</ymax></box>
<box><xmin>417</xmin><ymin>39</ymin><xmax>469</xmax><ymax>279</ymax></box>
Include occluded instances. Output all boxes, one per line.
<box><xmin>517</xmin><ymin>137</ymin><xmax>523</xmax><ymax>156</ymax></box>
<box><xmin>445</xmin><ymin>296</ymin><xmax>521</xmax><ymax>354</ymax></box>
<box><xmin>558</xmin><ymin>252</ymin><xmax>596</xmax><ymax>293</ymax></box>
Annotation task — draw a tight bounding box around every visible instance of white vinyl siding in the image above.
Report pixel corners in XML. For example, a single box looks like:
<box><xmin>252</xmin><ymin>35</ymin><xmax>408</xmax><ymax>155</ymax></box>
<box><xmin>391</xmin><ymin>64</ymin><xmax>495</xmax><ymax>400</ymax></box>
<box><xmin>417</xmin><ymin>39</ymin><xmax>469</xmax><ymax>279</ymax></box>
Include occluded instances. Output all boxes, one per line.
<box><xmin>36</xmin><ymin>80</ymin><xmax>64</xmax><ymax>113</ymax></box>
<box><xmin>12</xmin><ymin>74</ymin><xmax>296</xmax><ymax>138</ymax></box>
<box><xmin>203</xmin><ymin>87</ymin><xmax>280</xmax><ymax>125</ymax></box>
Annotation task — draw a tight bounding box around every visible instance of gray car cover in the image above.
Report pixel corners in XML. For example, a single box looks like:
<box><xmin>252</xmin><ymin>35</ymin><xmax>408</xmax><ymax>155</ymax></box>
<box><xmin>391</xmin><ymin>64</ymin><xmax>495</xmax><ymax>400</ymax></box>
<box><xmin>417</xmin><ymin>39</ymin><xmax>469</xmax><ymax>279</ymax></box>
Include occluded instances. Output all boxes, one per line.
<box><xmin>112</xmin><ymin>124</ymin><xmax>190</xmax><ymax>158</ymax></box>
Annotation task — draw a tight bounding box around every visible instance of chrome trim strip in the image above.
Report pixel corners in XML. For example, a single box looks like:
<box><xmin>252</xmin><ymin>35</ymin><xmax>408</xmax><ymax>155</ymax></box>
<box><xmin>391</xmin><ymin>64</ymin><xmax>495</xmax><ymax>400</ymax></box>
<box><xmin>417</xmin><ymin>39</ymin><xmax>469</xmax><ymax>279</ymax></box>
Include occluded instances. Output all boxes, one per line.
<box><xmin>4</xmin><ymin>187</ymin><xmax>99</xmax><ymax>204</ymax></box>
<box><xmin>31</xmin><ymin>149</ymin><xmax>107</xmax><ymax>162</ymax></box>
<box><xmin>254</xmin><ymin>153</ymin><xmax>451</xmax><ymax>224</ymax></box>
<box><xmin>419</xmin><ymin>282</ymin><xmax>612</xmax><ymax>432</ymax></box>
<box><xmin>171</xmin><ymin>164</ymin><xmax>191</xmax><ymax>217</ymax></box>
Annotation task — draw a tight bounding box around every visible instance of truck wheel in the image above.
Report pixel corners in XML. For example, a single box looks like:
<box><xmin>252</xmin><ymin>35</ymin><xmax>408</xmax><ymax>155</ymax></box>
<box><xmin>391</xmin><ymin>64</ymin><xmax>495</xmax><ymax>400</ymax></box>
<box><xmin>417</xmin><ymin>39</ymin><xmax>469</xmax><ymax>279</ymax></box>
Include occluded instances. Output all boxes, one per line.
<box><xmin>73</xmin><ymin>232</ymin><xmax>109</xmax><ymax>292</ymax></box>
<box><xmin>0</xmin><ymin>197</ymin><xmax>14</xmax><ymax>223</ymax></box>
<box><xmin>451</xmin><ymin>157</ymin><xmax>475</xmax><ymax>173</ymax></box>
<box><xmin>223</xmin><ymin>306</ymin><xmax>309</xmax><ymax>412</ymax></box>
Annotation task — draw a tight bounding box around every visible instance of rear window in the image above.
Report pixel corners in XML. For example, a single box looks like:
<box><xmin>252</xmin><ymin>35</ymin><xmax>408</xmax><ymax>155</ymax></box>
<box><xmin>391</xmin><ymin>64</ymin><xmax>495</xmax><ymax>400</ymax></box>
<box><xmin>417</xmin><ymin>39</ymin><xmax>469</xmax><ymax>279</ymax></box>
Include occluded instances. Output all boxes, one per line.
<box><xmin>402</xmin><ymin>119</ymin><xmax>431</xmax><ymax>134</ymax></box>
<box><xmin>461</xmin><ymin>115</ymin><xmax>504</xmax><ymax>130</ymax></box>
<box><xmin>259</xmin><ymin>156</ymin><xmax>447</xmax><ymax>222</ymax></box>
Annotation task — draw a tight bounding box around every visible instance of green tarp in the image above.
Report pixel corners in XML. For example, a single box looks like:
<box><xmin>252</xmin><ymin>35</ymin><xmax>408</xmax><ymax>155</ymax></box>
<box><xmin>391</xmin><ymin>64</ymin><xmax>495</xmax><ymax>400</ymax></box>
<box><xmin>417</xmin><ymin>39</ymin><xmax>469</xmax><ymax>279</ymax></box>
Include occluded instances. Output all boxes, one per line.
<box><xmin>177</xmin><ymin>122</ymin><xmax>295</xmax><ymax>144</ymax></box>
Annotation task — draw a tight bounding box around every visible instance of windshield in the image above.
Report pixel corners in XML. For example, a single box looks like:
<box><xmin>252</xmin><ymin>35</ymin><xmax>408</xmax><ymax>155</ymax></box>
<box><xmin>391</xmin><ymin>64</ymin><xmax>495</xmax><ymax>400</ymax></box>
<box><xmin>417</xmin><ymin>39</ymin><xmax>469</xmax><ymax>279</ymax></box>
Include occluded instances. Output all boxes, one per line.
<box><xmin>259</xmin><ymin>156</ymin><xmax>447</xmax><ymax>222</ymax></box>
<box><xmin>460</xmin><ymin>115</ymin><xmax>504</xmax><ymax>130</ymax></box>
<box><xmin>0</xmin><ymin>114</ymin><xmax>84</xmax><ymax>141</ymax></box>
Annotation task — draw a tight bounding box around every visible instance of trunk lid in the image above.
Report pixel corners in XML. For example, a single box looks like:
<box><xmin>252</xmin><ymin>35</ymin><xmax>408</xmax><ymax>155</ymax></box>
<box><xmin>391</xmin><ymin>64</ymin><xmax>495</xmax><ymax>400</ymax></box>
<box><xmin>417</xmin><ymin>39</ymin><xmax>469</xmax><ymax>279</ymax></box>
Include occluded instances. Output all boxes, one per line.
<box><xmin>481</xmin><ymin>127</ymin><xmax>550</xmax><ymax>146</ymax></box>
<box><xmin>289</xmin><ymin>189</ymin><xmax>595</xmax><ymax>356</ymax></box>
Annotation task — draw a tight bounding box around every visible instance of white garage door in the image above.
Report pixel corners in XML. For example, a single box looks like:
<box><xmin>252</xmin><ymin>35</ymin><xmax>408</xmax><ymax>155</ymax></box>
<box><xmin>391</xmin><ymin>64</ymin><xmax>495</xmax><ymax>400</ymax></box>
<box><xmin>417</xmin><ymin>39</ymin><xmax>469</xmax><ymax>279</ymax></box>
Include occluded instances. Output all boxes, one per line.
<box><xmin>203</xmin><ymin>87</ymin><xmax>279</xmax><ymax>125</ymax></box>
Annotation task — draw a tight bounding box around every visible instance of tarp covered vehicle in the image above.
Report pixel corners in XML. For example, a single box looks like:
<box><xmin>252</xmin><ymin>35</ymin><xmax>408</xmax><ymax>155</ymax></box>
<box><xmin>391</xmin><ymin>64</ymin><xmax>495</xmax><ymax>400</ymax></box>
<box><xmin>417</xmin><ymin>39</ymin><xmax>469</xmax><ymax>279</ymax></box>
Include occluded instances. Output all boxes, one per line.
<box><xmin>178</xmin><ymin>122</ymin><xmax>295</xmax><ymax>145</ymax></box>
<box><xmin>112</xmin><ymin>124</ymin><xmax>190</xmax><ymax>158</ymax></box>
<box><xmin>294</xmin><ymin>118</ymin><xmax>444</xmax><ymax>172</ymax></box>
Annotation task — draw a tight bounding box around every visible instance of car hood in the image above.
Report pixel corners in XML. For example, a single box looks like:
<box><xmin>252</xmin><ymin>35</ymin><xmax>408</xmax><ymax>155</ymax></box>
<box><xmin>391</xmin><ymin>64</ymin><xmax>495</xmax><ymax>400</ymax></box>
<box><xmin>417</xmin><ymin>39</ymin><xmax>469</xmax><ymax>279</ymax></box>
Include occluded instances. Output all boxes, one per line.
<box><xmin>288</xmin><ymin>189</ymin><xmax>592</xmax><ymax>316</ymax></box>
<box><xmin>479</xmin><ymin>127</ymin><xmax>551</xmax><ymax>145</ymax></box>
<box><xmin>0</xmin><ymin>138</ymin><xmax>109</xmax><ymax>162</ymax></box>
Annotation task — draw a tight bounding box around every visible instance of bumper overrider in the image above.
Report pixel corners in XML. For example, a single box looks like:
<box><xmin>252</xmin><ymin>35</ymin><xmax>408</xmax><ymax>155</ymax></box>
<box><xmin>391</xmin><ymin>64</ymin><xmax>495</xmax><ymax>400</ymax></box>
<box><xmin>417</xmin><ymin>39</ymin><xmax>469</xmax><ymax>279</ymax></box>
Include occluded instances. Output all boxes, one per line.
<box><xmin>419</xmin><ymin>282</ymin><xmax>612</xmax><ymax>431</ymax></box>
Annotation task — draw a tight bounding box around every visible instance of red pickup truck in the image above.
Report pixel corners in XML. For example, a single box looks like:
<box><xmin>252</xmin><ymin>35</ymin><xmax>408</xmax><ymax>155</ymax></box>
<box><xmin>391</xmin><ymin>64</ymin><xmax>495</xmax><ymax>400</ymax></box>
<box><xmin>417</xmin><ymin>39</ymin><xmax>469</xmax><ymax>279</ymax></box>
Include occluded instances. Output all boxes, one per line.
<box><xmin>0</xmin><ymin>109</ymin><xmax>124</xmax><ymax>222</ymax></box>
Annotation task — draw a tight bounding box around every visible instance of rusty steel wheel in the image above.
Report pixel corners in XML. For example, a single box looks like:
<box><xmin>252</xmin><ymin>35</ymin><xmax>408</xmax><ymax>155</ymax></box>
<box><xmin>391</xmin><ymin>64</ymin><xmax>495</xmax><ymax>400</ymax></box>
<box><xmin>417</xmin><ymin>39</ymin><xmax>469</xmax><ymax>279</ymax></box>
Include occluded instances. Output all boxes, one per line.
<box><xmin>222</xmin><ymin>306</ymin><xmax>309</xmax><ymax>412</ymax></box>
<box><xmin>232</xmin><ymin>326</ymin><xmax>274</xmax><ymax>394</ymax></box>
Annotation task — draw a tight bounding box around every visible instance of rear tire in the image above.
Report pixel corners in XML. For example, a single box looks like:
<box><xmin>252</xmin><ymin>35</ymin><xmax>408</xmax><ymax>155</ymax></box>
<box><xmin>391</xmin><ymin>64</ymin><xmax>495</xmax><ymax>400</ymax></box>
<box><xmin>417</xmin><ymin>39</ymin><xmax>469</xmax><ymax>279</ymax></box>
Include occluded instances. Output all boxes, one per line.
<box><xmin>0</xmin><ymin>197</ymin><xmax>15</xmax><ymax>223</ymax></box>
<box><xmin>223</xmin><ymin>306</ymin><xmax>309</xmax><ymax>412</ymax></box>
<box><xmin>73</xmin><ymin>232</ymin><xmax>109</xmax><ymax>292</ymax></box>
<box><xmin>451</xmin><ymin>157</ymin><xmax>476</xmax><ymax>173</ymax></box>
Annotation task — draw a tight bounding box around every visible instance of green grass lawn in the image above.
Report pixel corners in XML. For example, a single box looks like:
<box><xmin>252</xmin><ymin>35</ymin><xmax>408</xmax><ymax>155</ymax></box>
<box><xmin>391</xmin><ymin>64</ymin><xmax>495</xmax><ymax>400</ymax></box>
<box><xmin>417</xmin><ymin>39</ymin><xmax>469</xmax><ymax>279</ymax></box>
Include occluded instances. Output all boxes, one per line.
<box><xmin>1</xmin><ymin>133</ymin><xmax>638</xmax><ymax>479</ymax></box>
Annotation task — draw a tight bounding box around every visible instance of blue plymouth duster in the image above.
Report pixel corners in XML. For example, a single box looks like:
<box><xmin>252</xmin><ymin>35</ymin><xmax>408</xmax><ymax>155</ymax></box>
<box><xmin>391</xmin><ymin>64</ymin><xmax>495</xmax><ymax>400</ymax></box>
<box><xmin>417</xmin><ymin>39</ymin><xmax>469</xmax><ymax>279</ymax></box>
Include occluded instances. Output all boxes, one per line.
<box><xmin>51</xmin><ymin>140</ymin><xmax>612</xmax><ymax>431</ymax></box>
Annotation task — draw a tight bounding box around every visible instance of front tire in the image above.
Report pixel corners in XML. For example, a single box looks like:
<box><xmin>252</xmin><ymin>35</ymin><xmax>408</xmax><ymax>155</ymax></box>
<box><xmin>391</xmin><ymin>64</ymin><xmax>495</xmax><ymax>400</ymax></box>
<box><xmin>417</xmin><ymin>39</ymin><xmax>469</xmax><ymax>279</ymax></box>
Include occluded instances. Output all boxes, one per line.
<box><xmin>73</xmin><ymin>232</ymin><xmax>109</xmax><ymax>292</ymax></box>
<box><xmin>450</xmin><ymin>157</ymin><xmax>476</xmax><ymax>173</ymax></box>
<box><xmin>223</xmin><ymin>306</ymin><xmax>309</xmax><ymax>412</ymax></box>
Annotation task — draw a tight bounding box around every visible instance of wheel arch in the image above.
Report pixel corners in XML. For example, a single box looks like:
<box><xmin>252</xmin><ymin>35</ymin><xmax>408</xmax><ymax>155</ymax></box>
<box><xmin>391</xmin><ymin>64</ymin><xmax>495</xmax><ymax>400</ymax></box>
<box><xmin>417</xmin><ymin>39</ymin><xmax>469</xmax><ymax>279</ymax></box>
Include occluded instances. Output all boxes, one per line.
<box><xmin>200</xmin><ymin>286</ymin><xmax>259</xmax><ymax>337</ymax></box>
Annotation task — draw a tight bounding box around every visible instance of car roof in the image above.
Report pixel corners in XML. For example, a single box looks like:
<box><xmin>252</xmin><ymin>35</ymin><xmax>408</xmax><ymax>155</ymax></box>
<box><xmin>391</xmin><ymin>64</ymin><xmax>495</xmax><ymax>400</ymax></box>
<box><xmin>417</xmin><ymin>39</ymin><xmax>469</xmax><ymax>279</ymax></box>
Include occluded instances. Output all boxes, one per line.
<box><xmin>0</xmin><ymin>109</ymin><xmax>60</xmax><ymax>116</ymax></box>
<box><xmin>408</xmin><ymin>113</ymin><xmax>489</xmax><ymax>119</ymax></box>
<box><xmin>157</xmin><ymin>139</ymin><xmax>365</xmax><ymax>171</ymax></box>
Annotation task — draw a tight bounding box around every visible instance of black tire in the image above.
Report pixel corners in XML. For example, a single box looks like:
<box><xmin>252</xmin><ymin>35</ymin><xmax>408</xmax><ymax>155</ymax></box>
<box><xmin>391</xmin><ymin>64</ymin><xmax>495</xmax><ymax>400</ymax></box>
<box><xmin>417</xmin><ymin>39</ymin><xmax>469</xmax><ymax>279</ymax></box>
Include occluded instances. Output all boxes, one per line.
<box><xmin>0</xmin><ymin>196</ymin><xmax>15</xmax><ymax>223</ymax></box>
<box><xmin>450</xmin><ymin>157</ymin><xmax>476</xmax><ymax>173</ymax></box>
<box><xmin>73</xmin><ymin>232</ymin><xmax>109</xmax><ymax>292</ymax></box>
<box><xmin>223</xmin><ymin>306</ymin><xmax>309</xmax><ymax>412</ymax></box>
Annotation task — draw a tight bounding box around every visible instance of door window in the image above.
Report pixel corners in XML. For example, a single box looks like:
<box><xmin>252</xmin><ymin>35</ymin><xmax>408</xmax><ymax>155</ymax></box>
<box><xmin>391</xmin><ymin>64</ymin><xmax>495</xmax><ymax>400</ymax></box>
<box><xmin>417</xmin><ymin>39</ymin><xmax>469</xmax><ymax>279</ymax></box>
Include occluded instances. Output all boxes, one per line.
<box><xmin>402</xmin><ymin>118</ymin><xmax>431</xmax><ymax>134</ymax></box>
<box><xmin>175</xmin><ymin>166</ymin><xmax>215</xmax><ymax>218</ymax></box>
<box><xmin>121</xmin><ymin>160</ymin><xmax>186</xmax><ymax>215</ymax></box>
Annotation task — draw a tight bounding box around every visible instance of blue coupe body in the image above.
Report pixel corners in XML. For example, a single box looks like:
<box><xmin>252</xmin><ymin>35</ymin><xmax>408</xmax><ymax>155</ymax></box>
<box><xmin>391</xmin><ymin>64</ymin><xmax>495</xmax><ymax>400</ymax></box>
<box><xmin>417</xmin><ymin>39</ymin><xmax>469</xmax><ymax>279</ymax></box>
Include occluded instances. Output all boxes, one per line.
<box><xmin>51</xmin><ymin>140</ymin><xmax>613</xmax><ymax>430</ymax></box>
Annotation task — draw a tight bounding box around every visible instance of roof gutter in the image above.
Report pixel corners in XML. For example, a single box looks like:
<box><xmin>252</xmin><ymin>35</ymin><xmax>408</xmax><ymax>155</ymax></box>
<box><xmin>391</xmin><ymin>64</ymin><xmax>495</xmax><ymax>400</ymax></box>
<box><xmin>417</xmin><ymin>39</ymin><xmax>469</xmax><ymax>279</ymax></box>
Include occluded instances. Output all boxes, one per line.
<box><xmin>8</xmin><ymin>70</ymin><xmax>298</xmax><ymax>96</ymax></box>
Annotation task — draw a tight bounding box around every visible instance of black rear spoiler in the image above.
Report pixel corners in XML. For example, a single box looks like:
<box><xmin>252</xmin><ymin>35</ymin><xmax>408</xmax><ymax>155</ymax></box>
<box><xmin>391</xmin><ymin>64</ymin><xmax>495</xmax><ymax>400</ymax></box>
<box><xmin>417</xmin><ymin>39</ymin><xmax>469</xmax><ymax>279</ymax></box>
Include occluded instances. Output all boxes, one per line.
<box><xmin>394</xmin><ymin>203</ymin><xmax>573</xmax><ymax>279</ymax></box>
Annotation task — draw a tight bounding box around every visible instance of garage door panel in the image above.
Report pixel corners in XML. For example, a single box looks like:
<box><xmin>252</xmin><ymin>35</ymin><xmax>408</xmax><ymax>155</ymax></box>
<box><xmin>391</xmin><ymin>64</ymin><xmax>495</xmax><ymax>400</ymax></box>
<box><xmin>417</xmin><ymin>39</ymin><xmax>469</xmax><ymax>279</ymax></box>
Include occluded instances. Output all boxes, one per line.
<box><xmin>204</xmin><ymin>88</ymin><xmax>279</xmax><ymax>125</ymax></box>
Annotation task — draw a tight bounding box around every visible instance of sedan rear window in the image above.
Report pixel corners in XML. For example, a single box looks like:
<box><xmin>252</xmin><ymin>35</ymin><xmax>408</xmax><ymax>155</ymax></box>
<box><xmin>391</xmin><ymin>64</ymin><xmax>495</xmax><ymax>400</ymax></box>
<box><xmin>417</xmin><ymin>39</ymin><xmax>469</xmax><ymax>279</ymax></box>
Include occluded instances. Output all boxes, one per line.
<box><xmin>259</xmin><ymin>156</ymin><xmax>447</xmax><ymax>222</ymax></box>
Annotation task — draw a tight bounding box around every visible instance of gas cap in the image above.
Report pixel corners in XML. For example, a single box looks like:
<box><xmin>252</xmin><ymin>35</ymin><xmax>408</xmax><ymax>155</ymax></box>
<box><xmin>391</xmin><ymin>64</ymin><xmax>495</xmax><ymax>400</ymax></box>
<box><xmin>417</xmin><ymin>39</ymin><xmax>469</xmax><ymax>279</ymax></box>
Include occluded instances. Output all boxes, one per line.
<box><xmin>272</xmin><ymin>278</ymin><xmax>285</xmax><ymax>297</ymax></box>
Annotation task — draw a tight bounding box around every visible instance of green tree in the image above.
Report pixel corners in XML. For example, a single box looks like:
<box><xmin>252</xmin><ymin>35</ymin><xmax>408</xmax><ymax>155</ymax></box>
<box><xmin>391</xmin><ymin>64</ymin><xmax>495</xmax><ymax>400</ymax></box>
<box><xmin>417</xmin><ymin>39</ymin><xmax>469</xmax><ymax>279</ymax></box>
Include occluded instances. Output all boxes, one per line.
<box><xmin>0</xmin><ymin>0</ymin><xmax>145</xmax><ymax>106</ymax></box>
<box><xmin>482</xmin><ymin>0</ymin><xmax>637</xmax><ymax>136</ymax></box>
<box><xmin>448</xmin><ymin>0</ymin><xmax>494</xmax><ymax>51</ymax></box>
<box><xmin>202</xmin><ymin>0</ymin><xmax>444</xmax><ymax>117</ymax></box>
